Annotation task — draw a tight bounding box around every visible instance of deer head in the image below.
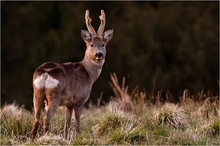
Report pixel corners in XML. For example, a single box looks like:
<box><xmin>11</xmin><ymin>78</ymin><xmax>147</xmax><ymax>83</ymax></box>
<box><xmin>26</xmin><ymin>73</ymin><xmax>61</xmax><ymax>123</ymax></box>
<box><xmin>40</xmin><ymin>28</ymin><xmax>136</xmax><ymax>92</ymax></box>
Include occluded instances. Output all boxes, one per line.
<box><xmin>81</xmin><ymin>10</ymin><xmax>114</xmax><ymax>65</ymax></box>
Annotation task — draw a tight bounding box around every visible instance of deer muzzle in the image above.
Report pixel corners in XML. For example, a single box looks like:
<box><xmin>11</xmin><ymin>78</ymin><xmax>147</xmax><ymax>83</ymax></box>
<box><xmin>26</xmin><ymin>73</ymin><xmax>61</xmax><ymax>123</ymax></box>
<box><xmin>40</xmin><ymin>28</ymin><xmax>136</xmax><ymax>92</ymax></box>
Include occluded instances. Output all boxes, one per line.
<box><xmin>95</xmin><ymin>52</ymin><xmax>104</xmax><ymax>60</ymax></box>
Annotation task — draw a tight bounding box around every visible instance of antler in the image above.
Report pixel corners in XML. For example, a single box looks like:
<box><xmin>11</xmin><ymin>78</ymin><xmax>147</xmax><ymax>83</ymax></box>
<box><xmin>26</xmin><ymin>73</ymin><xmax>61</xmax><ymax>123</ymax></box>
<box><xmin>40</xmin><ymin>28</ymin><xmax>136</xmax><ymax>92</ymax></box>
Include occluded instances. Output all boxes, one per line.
<box><xmin>85</xmin><ymin>10</ymin><xmax>96</xmax><ymax>37</ymax></box>
<box><xmin>97</xmin><ymin>10</ymin><xmax>106</xmax><ymax>37</ymax></box>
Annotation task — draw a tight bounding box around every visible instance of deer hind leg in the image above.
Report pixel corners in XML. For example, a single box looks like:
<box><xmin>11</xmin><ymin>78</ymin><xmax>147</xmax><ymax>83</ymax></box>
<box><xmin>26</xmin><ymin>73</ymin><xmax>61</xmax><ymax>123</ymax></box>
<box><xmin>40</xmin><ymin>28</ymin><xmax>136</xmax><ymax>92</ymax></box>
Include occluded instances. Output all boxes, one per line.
<box><xmin>43</xmin><ymin>91</ymin><xmax>61</xmax><ymax>135</ymax></box>
<box><xmin>32</xmin><ymin>89</ymin><xmax>45</xmax><ymax>139</ymax></box>
<box><xmin>64</xmin><ymin>106</ymin><xmax>73</xmax><ymax>139</ymax></box>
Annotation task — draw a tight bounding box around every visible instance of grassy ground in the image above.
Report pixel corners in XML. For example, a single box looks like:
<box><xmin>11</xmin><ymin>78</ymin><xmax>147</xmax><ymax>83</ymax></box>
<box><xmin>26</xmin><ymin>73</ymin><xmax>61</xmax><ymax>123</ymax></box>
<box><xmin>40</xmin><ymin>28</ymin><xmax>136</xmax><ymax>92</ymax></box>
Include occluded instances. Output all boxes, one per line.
<box><xmin>1</xmin><ymin>94</ymin><xmax>219</xmax><ymax>145</ymax></box>
<box><xmin>1</xmin><ymin>75</ymin><xmax>219</xmax><ymax>145</ymax></box>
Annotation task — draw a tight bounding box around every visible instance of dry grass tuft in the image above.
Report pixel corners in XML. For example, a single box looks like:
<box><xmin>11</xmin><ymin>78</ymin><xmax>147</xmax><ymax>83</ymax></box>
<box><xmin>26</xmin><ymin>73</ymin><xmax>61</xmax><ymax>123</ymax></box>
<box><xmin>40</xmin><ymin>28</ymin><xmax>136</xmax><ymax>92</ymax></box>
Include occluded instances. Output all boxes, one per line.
<box><xmin>1</xmin><ymin>103</ymin><xmax>23</xmax><ymax>118</ymax></box>
<box><xmin>92</xmin><ymin>110</ymin><xmax>127</xmax><ymax>136</ymax></box>
<box><xmin>34</xmin><ymin>133</ymin><xmax>69</xmax><ymax>145</ymax></box>
<box><xmin>110</xmin><ymin>73</ymin><xmax>133</xmax><ymax>111</ymax></box>
<box><xmin>0</xmin><ymin>103</ymin><xmax>33</xmax><ymax>137</ymax></box>
<box><xmin>152</xmin><ymin>103</ymin><xmax>189</xmax><ymax>128</ymax></box>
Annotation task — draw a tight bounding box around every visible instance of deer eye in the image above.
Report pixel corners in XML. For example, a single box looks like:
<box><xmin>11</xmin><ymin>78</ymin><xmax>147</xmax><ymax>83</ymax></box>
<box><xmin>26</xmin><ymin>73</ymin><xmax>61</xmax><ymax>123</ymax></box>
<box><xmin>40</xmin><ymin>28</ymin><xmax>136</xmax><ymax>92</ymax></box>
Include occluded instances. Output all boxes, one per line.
<box><xmin>90</xmin><ymin>44</ymin><xmax>93</xmax><ymax>47</ymax></box>
<box><xmin>102</xmin><ymin>44</ymin><xmax>105</xmax><ymax>47</ymax></box>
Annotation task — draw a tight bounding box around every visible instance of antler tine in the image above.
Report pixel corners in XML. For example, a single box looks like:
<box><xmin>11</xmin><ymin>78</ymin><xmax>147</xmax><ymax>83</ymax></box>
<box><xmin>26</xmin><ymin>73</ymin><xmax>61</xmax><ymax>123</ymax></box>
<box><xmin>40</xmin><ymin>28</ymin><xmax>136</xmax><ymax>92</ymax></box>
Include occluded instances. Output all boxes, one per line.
<box><xmin>97</xmin><ymin>10</ymin><xmax>106</xmax><ymax>37</ymax></box>
<box><xmin>85</xmin><ymin>10</ymin><xmax>96</xmax><ymax>36</ymax></box>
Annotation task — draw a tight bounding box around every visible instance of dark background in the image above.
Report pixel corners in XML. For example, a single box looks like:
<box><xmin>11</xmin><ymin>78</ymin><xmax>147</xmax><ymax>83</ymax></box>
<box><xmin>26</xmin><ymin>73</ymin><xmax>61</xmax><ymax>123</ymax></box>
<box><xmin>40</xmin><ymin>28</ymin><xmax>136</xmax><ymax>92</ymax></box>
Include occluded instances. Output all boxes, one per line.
<box><xmin>2</xmin><ymin>1</ymin><xmax>219</xmax><ymax>110</ymax></box>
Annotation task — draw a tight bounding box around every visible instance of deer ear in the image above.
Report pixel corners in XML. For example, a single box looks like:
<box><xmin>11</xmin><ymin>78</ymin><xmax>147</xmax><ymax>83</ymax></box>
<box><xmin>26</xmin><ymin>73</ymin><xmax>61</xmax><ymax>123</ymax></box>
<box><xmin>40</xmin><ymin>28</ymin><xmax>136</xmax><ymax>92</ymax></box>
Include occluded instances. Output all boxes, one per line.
<box><xmin>81</xmin><ymin>29</ymin><xmax>91</xmax><ymax>42</ymax></box>
<box><xmin>103</xmin><ymin>29</ymin><xmax>114</xmax><ymax>43</ymax></box>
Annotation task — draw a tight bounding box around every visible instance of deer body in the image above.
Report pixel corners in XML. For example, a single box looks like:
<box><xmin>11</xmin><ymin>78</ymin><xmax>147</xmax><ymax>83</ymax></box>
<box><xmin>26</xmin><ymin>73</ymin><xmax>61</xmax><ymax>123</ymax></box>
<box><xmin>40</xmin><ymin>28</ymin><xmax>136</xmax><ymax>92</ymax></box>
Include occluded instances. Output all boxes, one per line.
<box><xmin>31</xmin><ymin>10</ymin><xmax>113</xmax><ymax>139</ymax></box>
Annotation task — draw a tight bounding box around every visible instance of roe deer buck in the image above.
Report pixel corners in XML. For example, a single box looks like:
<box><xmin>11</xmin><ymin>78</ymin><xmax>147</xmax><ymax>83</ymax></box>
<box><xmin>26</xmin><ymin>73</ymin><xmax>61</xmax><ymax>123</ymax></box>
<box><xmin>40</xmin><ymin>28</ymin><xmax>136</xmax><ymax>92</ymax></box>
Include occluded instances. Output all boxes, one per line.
<box><xmin>31</xmin><ymin>10</ymin><xmax>113</xmax><ymax>139</ymax></box>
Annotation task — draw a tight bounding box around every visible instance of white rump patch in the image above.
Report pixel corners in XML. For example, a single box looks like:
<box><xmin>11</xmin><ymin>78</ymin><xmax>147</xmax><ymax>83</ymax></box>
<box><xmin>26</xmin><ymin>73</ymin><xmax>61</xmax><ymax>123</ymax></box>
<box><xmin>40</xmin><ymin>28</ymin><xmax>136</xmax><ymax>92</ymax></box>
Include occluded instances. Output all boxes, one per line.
<box><xmin>34</xmin><ymin>73</ymin><xmax>47</xmax><ymax>89</ymax></box>
<box><xmin>34</xmin><ymin>73</ymin><xmax>59</xmax><ymax>89</ymax></box>
<box><xmin>45</xmin><ymin>75</ymin><xmax>59</xmax><ymax>88</ymax></box>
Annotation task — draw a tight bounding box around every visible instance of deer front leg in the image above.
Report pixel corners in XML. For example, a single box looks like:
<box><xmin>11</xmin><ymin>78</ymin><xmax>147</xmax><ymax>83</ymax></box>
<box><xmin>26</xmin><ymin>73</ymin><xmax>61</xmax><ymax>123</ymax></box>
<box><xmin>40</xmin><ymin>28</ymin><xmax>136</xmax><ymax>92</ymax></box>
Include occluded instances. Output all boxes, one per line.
<box><xmin>73</xmin><ymin>107</ymin><xmax>82</xmax><ymax>134</ymax></box>
<box><xmin>64</xmin><ymin>106</ymin><xmax>73</xmax><ymax>139</ymax></box>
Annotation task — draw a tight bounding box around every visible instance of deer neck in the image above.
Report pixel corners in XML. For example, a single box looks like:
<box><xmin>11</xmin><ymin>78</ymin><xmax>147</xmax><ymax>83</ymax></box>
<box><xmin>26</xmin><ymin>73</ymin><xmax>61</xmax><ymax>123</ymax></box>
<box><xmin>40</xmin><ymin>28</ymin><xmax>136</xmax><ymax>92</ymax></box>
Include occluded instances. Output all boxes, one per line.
<box><xmin>81</xmin><ymin>54</ymin><xmax>104</xmax><ymax>83</ymax></box>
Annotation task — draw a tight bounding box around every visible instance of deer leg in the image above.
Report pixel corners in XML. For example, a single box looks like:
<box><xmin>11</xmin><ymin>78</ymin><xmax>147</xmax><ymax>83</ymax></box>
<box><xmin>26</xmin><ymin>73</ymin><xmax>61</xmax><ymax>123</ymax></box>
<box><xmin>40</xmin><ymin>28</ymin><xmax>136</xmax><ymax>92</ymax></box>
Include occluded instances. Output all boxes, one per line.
<box><xmin>73</xmin><ymin>107</ymin><xmax>82</xmax><ymax>134</ymax></box>
<box><xmin>64</xmin><ymin>106</ymin><xmax>73</xmax><ymax>139</ymax></box>
<box><xmin>31</xmin><ymin>90</ymin><xmax>45</xmax><ymax>139</ymax></box>
<box><xmin>43</xmin><ymin>94</ymin><xmax>60</xmax><ymax>135</ymax></box>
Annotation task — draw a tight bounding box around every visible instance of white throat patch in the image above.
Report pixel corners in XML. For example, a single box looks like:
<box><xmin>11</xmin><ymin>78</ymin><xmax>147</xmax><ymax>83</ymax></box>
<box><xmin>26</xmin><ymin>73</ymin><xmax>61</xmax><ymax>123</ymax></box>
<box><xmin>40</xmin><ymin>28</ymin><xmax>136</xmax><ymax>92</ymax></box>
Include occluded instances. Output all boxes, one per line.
<box><xmin>89</xmin><ymin>59</ymin><xmax>104</xmax><ymax>77</ymax></box>
<box><xmin>97</xmin><ymin>68</ymin><xmax>102</xmax><ymax>77</ymax></box>
<box><xmin>90</xmin><ymin>59</ymin><xmax>105</xmax><ymax>66</ymax></box>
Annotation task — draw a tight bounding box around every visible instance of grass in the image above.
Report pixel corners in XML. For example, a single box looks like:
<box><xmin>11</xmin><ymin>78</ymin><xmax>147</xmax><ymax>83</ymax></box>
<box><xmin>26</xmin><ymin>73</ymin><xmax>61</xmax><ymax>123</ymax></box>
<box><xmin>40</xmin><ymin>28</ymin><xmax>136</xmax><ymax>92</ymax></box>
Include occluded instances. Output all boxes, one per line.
<box><xmin>1</xmin><ymin>98</ymin><xmax>219</xmax><ymax>145</ymax></box>
<box><xmin>0</xmin><ymin>75</ymin><xmax>219</xmax><ymax>145</ymax></box>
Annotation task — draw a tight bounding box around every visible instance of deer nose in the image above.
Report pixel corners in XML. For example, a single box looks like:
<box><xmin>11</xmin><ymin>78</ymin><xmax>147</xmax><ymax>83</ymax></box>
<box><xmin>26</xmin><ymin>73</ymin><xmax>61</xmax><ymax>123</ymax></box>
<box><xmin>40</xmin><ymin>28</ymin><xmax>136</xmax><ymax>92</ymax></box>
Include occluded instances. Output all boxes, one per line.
<box><xmin>95</xmin><ymin>52</ymin><xmax>103</xmax><ymax>59</ymax></box>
